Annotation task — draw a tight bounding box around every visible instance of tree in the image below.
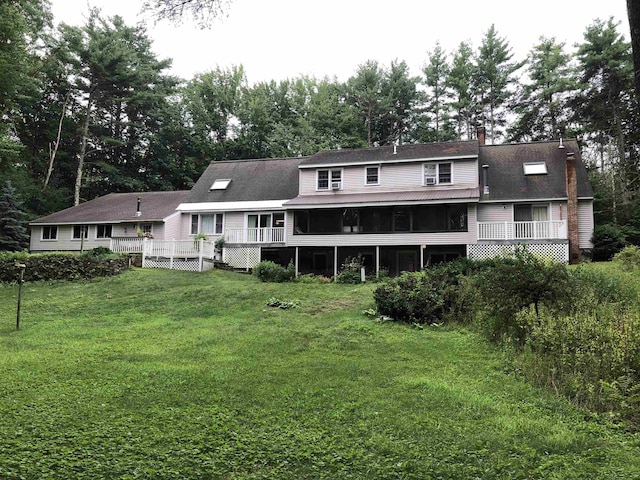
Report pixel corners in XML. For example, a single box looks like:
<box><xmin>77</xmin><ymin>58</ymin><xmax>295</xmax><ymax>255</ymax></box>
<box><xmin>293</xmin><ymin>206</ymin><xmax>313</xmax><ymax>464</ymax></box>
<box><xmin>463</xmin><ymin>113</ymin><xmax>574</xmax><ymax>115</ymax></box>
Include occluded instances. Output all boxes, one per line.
<box><xmin>475</xmin><ymin>25</ymin><xmax>523</xmax><ymax>143</ymax></box>
<box><xmin>347</xmin><ymin>61</ymin><xmax>389</xmax><ymax>145</ymax></box>
<box><xmin>422</xmin><ymin>42</ymin><xmax>454</xmax><ymax>142</ymax></box>
<box><xmin>447</xmin><ymin>41</ymin><xmax>476</xmax><ymax>140</ymax></box>
<box><xmin>0</xmin><ymin>181</ymin><xmax>30</xmax><ymax>251</ymax></box>
<box><xmin>141</xmin><ymin>0</ymin><xmax>232</xmax><ymax>27</ymax></box>
<box><xmin>509</xmin><ymin>37</ymin><xmax>577</xmax><ymax>142</ymax></box>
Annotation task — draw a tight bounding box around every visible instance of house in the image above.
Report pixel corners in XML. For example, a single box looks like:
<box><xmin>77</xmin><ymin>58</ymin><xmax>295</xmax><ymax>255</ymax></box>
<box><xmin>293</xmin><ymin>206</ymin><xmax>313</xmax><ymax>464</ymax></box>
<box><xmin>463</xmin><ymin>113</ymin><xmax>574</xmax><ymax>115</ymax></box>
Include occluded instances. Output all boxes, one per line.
<box><xmin>29</xmin><ymin>133</ymin><xmax>594</xmax><ymax>276</ymax></box>
<box><xmin>177</xmin><ymin>133</ymin><xmax>593</xmax><ymax>276</ymax></box>
<box><xmin>29</xmin><ymin>191</ymin><xmax>189</xmax><ymax>253</ymax></box>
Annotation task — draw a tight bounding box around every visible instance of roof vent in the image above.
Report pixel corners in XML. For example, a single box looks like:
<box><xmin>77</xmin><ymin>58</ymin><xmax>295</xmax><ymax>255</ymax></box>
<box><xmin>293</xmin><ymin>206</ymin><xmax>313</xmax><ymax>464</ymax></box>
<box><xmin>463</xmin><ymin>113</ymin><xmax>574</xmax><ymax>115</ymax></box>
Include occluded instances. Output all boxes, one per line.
<box><xmin>135</xmin><ymin>196</ymin><xmax>141</xmax><ymax>217</ymax></box>
<box><xmin>559</xmin><ymin>137</ymin><xmax>565</xmax><ymax>149</ymax></box>
<box><xmin>393</xmin><ymin>144</ymin><xmax>397</xmax><ymax>155</ymax></box>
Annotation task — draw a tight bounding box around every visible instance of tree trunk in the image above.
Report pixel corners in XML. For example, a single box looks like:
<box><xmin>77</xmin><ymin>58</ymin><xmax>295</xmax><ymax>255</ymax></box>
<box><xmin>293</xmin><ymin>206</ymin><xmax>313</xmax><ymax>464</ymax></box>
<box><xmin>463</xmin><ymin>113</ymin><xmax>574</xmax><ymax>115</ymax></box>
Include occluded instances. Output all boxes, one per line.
<box><xmin>43</xmin><ymin>94</ymin><xmax>69</xmax><ymax>191</ymax></box>
<box><xmin>628</xmin><ymin>0</ymin><xmax>640</xmax><ymax>99</ymax></box>
<box><xmin>75</xmin><ymin>90</ymin><xmax>94</xmax><ymax>206</ymax></box>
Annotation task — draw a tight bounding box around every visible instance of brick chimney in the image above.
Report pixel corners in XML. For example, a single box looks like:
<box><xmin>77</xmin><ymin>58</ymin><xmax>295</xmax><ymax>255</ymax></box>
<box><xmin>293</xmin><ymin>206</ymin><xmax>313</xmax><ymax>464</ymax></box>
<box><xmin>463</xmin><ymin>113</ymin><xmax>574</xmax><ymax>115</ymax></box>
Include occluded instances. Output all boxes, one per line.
<box><xmin>477</xmin><ymin>126</ymin><xmax>486</xmax><ymax>146</ymax></box>
<box><xmin>566</xmin><ymin>152</ymin><xmax>580</xmax><ymax>264</ymax></box>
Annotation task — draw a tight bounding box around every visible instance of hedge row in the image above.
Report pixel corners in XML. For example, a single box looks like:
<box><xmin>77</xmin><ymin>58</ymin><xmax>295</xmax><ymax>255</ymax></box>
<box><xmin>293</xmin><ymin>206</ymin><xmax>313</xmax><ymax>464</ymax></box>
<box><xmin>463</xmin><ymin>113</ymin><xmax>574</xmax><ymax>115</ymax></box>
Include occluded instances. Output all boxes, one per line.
<box><xmin>0</xmin><ymin>251</ymin><xmax>129</xmax><ymax>283</ymax></box>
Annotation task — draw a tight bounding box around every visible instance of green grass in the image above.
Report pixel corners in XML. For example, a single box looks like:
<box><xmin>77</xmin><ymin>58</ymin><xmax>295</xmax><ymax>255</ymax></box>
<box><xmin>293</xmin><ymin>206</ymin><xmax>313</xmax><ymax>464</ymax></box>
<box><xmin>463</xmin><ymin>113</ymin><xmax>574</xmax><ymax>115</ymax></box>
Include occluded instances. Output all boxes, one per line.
<box><xmin>1</xmin><ymin>268</ymin><xmax>640</xmax><ymax>479</ymax></box>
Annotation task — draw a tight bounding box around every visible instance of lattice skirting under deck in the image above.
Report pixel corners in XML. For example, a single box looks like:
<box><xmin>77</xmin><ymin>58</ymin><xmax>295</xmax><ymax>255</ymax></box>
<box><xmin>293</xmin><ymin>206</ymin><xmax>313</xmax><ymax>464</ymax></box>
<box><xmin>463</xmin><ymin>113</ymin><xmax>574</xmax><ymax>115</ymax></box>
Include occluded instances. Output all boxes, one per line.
<box><xmin>467</xmin><ymin>243</ymin><xmax>569</xmax><ymax>263</ymax></box>
<box><xmin>143</xmin><ymin>257</ymin><xmax>215</xmax><ymax>272</ymax></box>
<box><xmin>223</xmin><ymin>247</ymin><xmax>261</xmax><ymax>270</ymax></box>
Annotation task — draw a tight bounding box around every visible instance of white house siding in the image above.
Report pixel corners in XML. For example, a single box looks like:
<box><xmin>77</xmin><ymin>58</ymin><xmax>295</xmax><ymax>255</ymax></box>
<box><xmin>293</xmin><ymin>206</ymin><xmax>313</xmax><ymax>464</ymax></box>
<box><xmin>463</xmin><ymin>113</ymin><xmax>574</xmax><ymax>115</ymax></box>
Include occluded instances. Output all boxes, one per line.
<box><xmin>477</xmin><ymin>203</ymin><xmax>511</xmax><ymax>223</ymax></box>
<box><xmin>162</xmin><ymin>213</ymin><xmax>182</xmax><ymax>240</ymax></box>
<box><xmin>30</xmin><ymin>225</ymin><xmax>111</xmax><ymax>252</ymax></box>
<box><xmin>578</xmin><ymin>199</ymin><xmax>594</xmax><ymax>249</ymax></box>
<box><xmin>298</xmin><ymin>159</ymin><xmax>479</xmax><ymax>196</ymax></box>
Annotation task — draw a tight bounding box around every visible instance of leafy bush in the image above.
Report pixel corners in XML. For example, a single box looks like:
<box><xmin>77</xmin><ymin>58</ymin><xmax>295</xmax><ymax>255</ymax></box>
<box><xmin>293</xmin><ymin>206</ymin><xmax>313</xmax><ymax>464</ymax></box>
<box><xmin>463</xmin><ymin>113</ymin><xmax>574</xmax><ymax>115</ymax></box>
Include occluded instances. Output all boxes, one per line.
<box><xmin>373</xmin><ymin>272</ymin><xmax>445</xmax><ymax>324</ymax></box>
<box><xmin>83</xmin><ymin>246</ymin><xmax>113</xmax><ymax>258</ymax></box>
<box><xmin>295</xmin><ymin>273</ymin><xmax>331</xmax><ymax>284</ymax></box>
<box><xmin>335</xmin><ymin>256</ymin><xmax>364</xmax><ymax>284</ymax></box>
<box><xmin>473</xmin><ymin>249</ymin><xmax>573</xmax><ymax>344</ymax></box>
<box><xmin>568</xmin><ymin>264</ymin><xmax>638</xmax><ymax>310</ymax></box>
<box><xmin>613</xmin><ymin>245</ymin><xmax>640</xmax><ymax>271</ymax></box>
<box><xmin>253</xmin><ymin>260</ymin><xmax>295</xmax><ymax>283</ymax></box>
<box><xmin>591</xmin><ymin>223</ymin><xmax>627</xmax><ymax>261</ymax></box>
<box><xmin>266</xmin><ymin>297</ymin><xmax>300</xmax><ymax>309</ymax></box>
<box><xmin>0</xmin><ymin>251</ymin><xmax>129</xmax><ymax>283</ymax></box>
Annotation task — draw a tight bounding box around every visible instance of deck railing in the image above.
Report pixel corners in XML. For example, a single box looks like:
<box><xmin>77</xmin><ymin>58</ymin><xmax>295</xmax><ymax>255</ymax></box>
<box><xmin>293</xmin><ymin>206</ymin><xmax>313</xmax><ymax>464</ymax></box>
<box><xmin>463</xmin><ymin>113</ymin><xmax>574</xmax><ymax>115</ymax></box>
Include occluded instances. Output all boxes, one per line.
<box><xmin>477</xmin><ymin>220</ymin><xmax>567</xmax><ymax>240</ymax></box>
<box><xmin>143</xmin><ymin>239</ymin><xmax>216</xmax><ymax>258</ymax></box>
<box><xmin>224</xmin><ymin>227</ymin><xmax>285</xmax><ymax>244</ymax></box>
<box><xmin>110</xmin><ymin>237</ymin><xmax>144</xmax><ymax>253</ymax></box>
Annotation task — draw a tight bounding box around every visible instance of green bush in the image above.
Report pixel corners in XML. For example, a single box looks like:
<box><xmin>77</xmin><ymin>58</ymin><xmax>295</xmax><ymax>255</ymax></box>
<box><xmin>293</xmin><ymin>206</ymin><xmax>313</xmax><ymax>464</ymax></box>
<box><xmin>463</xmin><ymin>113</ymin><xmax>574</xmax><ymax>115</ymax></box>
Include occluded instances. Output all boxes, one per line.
<box><xmin>253</xmin><ymin>260</ymin><xmax>295</xmax><ymax>283</ymax></box>
<box><xmin>613</xmin><ymin>245</ymin><xmax>640</xmax><ymax>271</ymax></box>
<box><xmin>474</xmin><ymin>249</ymin><xmax>573</xmax><ymax>344</ymax></box>
<box><xmin>0</xmin><ymin>251</ymin><xmax>129</xmax><ymax>283</ymax></box>
<box><xmin>591</xmin><ymin>223</ymin><xmax>627</xmax><ymax>261</ymax></box>
<box><xmin>335</xmin><ymin>256</ymin><xmax>364</xmax><ymax>284</ymax></box>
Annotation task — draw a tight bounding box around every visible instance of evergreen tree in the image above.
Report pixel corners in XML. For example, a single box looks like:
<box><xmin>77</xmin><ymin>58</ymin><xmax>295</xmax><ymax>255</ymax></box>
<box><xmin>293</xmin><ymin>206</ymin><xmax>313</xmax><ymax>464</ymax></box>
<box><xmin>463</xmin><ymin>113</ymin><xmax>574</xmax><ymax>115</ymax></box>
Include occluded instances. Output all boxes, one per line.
<box><xmin>447</xmin><ymin>41</ymin><xmax>476</xmax><ymax>140</ymax></box>
<box><xmin>422</xmin><ymin>42</ymin><xmax>454</xmax><ymax>142</ymax></box>
<box><xmin>475</xmin><ymin>25</ymin><xmax>524</xmax><ymax>143</ymax></box>
<box><xmin>0</xmin><ymin>181</ymin><xmax>30</xmax><ymax>252</ymax></box>
<box><xmin>509</xmin><ymin>37</ymin><xmax>577</xmax><ymax>142</ymax></box>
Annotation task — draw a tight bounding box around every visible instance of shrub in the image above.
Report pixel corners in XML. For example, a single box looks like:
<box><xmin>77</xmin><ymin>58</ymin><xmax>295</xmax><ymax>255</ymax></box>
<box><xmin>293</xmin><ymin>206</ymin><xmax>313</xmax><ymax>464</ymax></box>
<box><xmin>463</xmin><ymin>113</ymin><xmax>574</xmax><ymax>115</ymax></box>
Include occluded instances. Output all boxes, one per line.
<box><xmin>295</xmin><ymin>273</ymin><xmax>331</xmax><ymax>284</ymax></box>
<box><xmin>253</xmin><ymin>260</ymin><xmax>295</xmax><ymax>283</ymax></box>
<box><xmin>373</xmin><ymin>272</ymin><xmax>445</xmax><ymax>324</ymax></box>
<box><xmin>83</xmin><ymin>246</ymin><xmax>113</xmax><ymax>258</ymax></box>
<box><xmin>0</xmin><ymin>251</ymin><xmax>129</xmax><ymax>283</ymax></box>
<box><xmin>335</xmin><ymin>256</ymin><xmax>364</xmax><ymax>284</ymax></box>
<box><xmin>613</xmin><ymin>245</ymin><xmax>640</xmax><ymax>271</ymax></box>
<box><xmin>474</xmin><ymin>248</ymin><xmax>573</xmax><ymax>344</ymax></box>
<box><xmin>591</xmin><ymin>223</ymin><xmax>627</xmax><ymax>261</ymax></box>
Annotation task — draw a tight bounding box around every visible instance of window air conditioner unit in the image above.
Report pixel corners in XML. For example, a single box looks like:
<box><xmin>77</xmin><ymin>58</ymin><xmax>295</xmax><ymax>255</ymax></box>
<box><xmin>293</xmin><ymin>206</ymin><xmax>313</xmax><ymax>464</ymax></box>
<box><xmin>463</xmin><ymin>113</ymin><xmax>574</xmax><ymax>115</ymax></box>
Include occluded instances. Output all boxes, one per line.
<box><xmin>425</xmin><ymin>177</ymin><xmax>436</xmax><ymax>185</ymax></box>
<box><xmin>331</xmin><ymin>182</ymin><xmax>342</xmax><ymax>190</ymax></box>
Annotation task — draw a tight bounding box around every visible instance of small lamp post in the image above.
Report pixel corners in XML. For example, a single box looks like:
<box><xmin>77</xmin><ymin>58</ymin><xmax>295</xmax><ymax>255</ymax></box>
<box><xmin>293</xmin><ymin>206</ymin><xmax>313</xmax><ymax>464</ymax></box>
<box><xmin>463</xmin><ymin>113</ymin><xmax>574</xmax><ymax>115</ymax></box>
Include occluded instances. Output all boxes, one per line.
<box><xmin>15</xmin><ymin>263</ymin><xmax>26</xmax><ymax>330</ymax></box>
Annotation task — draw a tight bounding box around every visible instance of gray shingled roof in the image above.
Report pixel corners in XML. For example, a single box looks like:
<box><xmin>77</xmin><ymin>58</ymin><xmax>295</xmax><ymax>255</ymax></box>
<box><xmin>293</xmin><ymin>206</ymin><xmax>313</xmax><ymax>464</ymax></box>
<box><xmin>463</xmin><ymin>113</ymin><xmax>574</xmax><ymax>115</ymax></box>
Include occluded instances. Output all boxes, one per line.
<box><xmin>30</xmin><ymin>191</ymin><xmax>190</xmax><ymax>225</ymax></box>
<box><xmin>478</xmin><ymin>140</ymin><xmax>593</xmax><ymax>201</ymax></box>
<box><xmin>185</xmin><ymin>157</ymin><xmax>306</xmax><ymax>203</ymax></box>
<box><xmin>299</xmin><ymin>141</ymin><xmax>478</xmax><ymax>167</ymax></box>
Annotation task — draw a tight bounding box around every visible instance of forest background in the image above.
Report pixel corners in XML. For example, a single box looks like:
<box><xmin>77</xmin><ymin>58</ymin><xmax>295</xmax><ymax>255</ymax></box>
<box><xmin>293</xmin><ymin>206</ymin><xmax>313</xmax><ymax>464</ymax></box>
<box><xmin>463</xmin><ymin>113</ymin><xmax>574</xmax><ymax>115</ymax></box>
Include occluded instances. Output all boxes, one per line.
<box><xmin>1</xmin><ymin>0</ymin><xmax>639</xmax><ymax>258</ymax></box>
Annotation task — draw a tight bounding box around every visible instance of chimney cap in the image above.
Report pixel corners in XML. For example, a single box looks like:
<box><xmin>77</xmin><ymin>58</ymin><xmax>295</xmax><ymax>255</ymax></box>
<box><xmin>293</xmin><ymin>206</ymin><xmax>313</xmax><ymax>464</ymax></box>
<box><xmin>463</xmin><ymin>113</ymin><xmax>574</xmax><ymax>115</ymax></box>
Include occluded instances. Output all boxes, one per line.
<box><xmin>482</xmin><ymin>164</ymin><xmax>489</xmax><ymax>168</ymax></box>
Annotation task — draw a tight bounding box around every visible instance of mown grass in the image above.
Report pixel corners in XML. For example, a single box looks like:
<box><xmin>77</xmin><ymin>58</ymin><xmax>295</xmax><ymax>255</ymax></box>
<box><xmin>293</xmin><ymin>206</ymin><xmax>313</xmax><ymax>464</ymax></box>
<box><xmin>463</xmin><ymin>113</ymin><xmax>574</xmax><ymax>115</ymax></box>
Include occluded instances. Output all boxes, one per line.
<box><xmin>1</xmin><ymin>268</ymin><xmax>640</xmax><ymax>479</ymax></box>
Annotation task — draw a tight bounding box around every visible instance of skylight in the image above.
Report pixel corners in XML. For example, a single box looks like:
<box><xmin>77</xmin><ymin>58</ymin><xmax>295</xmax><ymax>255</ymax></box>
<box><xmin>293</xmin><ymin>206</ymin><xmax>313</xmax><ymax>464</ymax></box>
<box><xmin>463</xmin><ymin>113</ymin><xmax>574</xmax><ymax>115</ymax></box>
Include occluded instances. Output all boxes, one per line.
<box><xmin>210</xmin><ymin>179</ymin><xmax>231</xmax><ymax>190</ymax></box>
<box><xmin>523</xmin><ymin>162</ymin><xmax>547</xmax><ymax>175</ymax></box>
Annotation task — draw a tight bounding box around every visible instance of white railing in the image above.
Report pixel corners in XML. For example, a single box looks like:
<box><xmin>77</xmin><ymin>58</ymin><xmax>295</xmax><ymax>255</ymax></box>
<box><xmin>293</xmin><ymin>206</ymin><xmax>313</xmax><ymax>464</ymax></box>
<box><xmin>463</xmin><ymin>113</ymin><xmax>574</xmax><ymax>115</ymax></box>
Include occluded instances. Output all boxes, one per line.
<box><xmin>478</xmin><ymin>221</ymin><xmax>567</xmax><ymax>240</ymax></box>
<box><xmin>142</xmin><ymin>239</ymin><xmax>216</xmax><ymax>259</ymax></box>
<box><xmin>224</xmin><ymin>227</ymin><xmax>285</xmax><ymax>244</ymax></box>
<box><xmin>110</xmin><ymin>237</ymin><xmax>144</xmax><ymax>253</ymax></box>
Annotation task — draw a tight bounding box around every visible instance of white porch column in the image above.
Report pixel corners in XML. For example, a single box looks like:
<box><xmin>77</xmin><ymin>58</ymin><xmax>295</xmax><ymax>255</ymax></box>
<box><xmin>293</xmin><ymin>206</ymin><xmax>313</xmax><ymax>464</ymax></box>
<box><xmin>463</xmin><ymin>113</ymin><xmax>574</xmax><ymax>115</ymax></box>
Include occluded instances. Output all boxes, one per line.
<box><xmin>376</xmin><ymin>246</ymin><xmax>380</xmax><ymax>278</ymax></box>
<box><xmin>295</xmin><ymin>247</ymin><xmax>299</xmax><ymax>277</ymax></box>
<box><xmin>170</xmin><ymin>239</ymin><xmax>175</xmax><ymax>270</ymax></box>
<box><xmin>198</xmin><ymin>238</ymin><xmax>204</xmax><ymax>271</ymax></box>
<box><xmin>420</xmin><ymin>245</ymin><xmax>425</xmax><ymax>271</ymax></box>
<box><xmin>334</xmin><ymin>246</ymin><xmax>338</xmax><ymax>279</ymax></box>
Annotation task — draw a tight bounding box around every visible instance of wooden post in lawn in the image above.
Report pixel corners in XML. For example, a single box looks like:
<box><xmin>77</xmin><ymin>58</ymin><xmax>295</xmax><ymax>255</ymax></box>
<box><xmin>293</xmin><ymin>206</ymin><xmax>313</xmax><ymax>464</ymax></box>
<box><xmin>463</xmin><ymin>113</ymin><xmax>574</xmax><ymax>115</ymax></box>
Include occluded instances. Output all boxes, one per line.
<box><xmin>15</xmin><ymin>263</ymin><xmax>25</xmax><ymax>330</ymax></box>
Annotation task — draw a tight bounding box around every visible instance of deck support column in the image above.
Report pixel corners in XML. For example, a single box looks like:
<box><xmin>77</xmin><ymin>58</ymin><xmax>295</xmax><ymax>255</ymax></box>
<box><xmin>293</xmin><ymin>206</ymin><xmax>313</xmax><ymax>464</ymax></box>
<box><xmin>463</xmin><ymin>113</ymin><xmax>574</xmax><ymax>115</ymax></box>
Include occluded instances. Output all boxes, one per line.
<box><xmin>334</xmin><ymin>246</ymin><xmax>338</xmax><ymax>279</ymax></box>
<box><xmin>420</xmin><ymin>245</ymin><xmax>425</xmax><ymax>271</ymax></box>
<box><xmin>376</xmin><ymin>246</ymin><xmax>380</xmax><ymax>278</ymax></box>
<box><xmin>295</xmin><ymin>247</ymin><xmax>299</xmax><ymax>277</ymax></box>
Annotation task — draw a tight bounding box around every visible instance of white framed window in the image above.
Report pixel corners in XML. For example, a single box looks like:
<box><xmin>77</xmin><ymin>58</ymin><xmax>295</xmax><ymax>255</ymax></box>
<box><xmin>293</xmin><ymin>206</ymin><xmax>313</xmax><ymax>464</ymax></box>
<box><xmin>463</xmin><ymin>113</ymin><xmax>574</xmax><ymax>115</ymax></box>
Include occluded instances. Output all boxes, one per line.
<box><xmin>365</xmin><ymin>166</ymin><xmax>380</xmax><ymax>185</ymax></box>
<box><xmin>96</xmin><ymin>225</ymin><xmax>112</xmax><ymax>239</ymax></box>
<box><xmin>42</xmin><ymin>226</ymin><xmax>57</xmax><ymax>240</ymax></box>
<box><xmin>191</xmin><ymin>213</ymin><xmax>223</xmax><ymax>235</ymax></box>
<box><xmin>423</xmin><ymin>162</ymin><xmax>452</xmax><ymax>185</ymax></box>
<box><xmin>523</xmin><ymin>162</ymin><xmax>547</xmax><ymax>175</ymax></box>
<box><xmin>72</xmin><ymin>225</ymin><xmax>88</xmax><ymax>239</ymax></box>
<box><xmin>317</xmin><ymin>169</ymin><xmax>342</xmax><ymax>190</ymax></box>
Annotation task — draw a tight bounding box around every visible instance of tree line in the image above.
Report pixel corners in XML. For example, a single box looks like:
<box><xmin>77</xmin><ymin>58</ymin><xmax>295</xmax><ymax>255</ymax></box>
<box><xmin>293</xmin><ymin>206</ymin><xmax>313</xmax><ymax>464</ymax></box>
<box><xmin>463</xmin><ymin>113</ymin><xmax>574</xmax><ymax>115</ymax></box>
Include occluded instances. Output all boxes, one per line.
<box><xmin>1</xmin><ymin>0</ymin><xmax>638</xmax><ymax>255</ymax></box>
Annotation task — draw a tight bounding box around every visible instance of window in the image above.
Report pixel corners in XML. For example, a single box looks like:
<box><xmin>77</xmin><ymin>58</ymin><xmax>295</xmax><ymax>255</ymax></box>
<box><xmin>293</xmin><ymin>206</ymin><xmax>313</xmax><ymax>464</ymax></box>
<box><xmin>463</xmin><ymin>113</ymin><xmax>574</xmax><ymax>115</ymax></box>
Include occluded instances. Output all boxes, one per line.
<box><xmin>96</xmin><ymin>225</ymin><xmax>112</xmax><ymax>238</ymax></box>
<box><xmin>317</xmin><ymin>169</ymin><xmax>342</xmax><ymax>190</ymax></box>
<box><xmin>42</xmin><ymin>226</ymin><xmax>57</xmax><ymax>240</ymax></box>
<box><xmin>72</xmin><ymin>225</ymin><xmax>88</xmax><ymax>239</ymax></box>
<box><xmin>210</xmin><ymin>179</ymin><xmax>231</xmax><ymax>190</ymax></box>
<box><xmin>191</xmin><ymin>213</ymin><xmax>223</xmax><ymax>235</ymax></box>
<box><xmin>365</xmin><ymin>166</ymin><xmax>379</xmax><ymax>185</ymax></box>
<box><xmin>423</xmin><ymin>162</ymin><xmax>452</xmax><ymax>185</ymax></box>
<box><xmin>141</xmin><ymin>224</ymin><xmax>152</xmax><ymax>236</ymax></box>
<box><xmin>523</xmin><ymin>162</ymin><xmax>547</xmax><ymax>175</ymax></box>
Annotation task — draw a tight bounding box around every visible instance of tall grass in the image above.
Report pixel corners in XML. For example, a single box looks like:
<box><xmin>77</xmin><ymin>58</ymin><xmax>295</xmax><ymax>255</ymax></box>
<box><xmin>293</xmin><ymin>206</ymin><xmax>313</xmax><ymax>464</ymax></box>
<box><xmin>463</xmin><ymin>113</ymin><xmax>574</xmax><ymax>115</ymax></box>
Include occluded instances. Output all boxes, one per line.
<box><xmin>0</xmin><ymin>269</ymin><xmax>640</xmax><ymax>478</ymax></box>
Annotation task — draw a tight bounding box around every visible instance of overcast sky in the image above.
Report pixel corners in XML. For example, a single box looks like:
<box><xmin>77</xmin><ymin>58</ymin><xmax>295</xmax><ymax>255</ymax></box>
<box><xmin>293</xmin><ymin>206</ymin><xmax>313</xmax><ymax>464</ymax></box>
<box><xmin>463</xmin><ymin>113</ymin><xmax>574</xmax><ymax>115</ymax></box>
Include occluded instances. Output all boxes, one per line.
<box><xmin>49</xmin><ymin>0</ymin><xmax>630</xmax><ymax>84</ymax></box>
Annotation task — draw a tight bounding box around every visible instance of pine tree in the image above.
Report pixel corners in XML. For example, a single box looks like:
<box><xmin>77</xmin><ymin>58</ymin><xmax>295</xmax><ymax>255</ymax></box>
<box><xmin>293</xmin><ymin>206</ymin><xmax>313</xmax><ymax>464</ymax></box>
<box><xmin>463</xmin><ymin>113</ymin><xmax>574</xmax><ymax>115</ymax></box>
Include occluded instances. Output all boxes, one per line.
<box><xmin>0</xmin><ymin>181</ymin><xmax>30</xmax><ymax>251</ymax></box>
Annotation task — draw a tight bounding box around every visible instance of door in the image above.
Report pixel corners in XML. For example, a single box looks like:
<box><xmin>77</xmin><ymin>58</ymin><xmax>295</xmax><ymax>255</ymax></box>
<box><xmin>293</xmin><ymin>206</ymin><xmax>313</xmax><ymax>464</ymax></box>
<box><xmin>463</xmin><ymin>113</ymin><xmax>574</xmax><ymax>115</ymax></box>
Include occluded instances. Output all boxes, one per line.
<box><xmin>397</xmin><ymin>250</ymin><xmax>417</xmax><ymax>275</ymax></box>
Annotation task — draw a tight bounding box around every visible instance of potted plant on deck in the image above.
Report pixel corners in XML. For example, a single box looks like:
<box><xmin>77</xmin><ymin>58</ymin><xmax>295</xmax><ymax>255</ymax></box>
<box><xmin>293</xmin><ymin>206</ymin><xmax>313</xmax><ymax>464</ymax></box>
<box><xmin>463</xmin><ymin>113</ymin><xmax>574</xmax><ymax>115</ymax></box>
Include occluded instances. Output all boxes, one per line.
<box><xmin>214</xmin><ymin>236</ymin><xmax>225</xmax><ymax>261</ymax></box>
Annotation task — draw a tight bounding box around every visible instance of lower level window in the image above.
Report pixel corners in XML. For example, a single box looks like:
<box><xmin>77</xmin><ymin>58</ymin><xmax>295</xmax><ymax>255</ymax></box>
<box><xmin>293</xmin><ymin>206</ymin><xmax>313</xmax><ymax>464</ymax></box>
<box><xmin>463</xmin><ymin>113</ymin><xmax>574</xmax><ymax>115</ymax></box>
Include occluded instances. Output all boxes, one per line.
<box><xmin>42</xmin><ymin>226</ymin><xmax>58</xmax><ymax>240</ymax></box>
<box><xmin>191</xmin><ymin>213</ymin><xmax>223</xmax><ymax>235</ymax></box>
<box><xmin>73</xmin><ymin>225</ymin><xmax>88</xmax><ymax>239</ymax></box>
<box><xmin>96</xmin><ymin>225</ymin><xmax>112</xmax><ymax>238</ymax></box>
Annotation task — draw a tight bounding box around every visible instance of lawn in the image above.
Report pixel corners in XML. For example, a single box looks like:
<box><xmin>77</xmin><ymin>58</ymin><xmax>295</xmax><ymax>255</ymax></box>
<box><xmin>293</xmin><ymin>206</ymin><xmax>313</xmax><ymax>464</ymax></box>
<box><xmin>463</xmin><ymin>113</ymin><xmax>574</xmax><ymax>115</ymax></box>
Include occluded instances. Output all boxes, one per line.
<box><xmin>1</xmin><ymin>268</ymin><xmax>639</xmax><ymax>479</ymax></box>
